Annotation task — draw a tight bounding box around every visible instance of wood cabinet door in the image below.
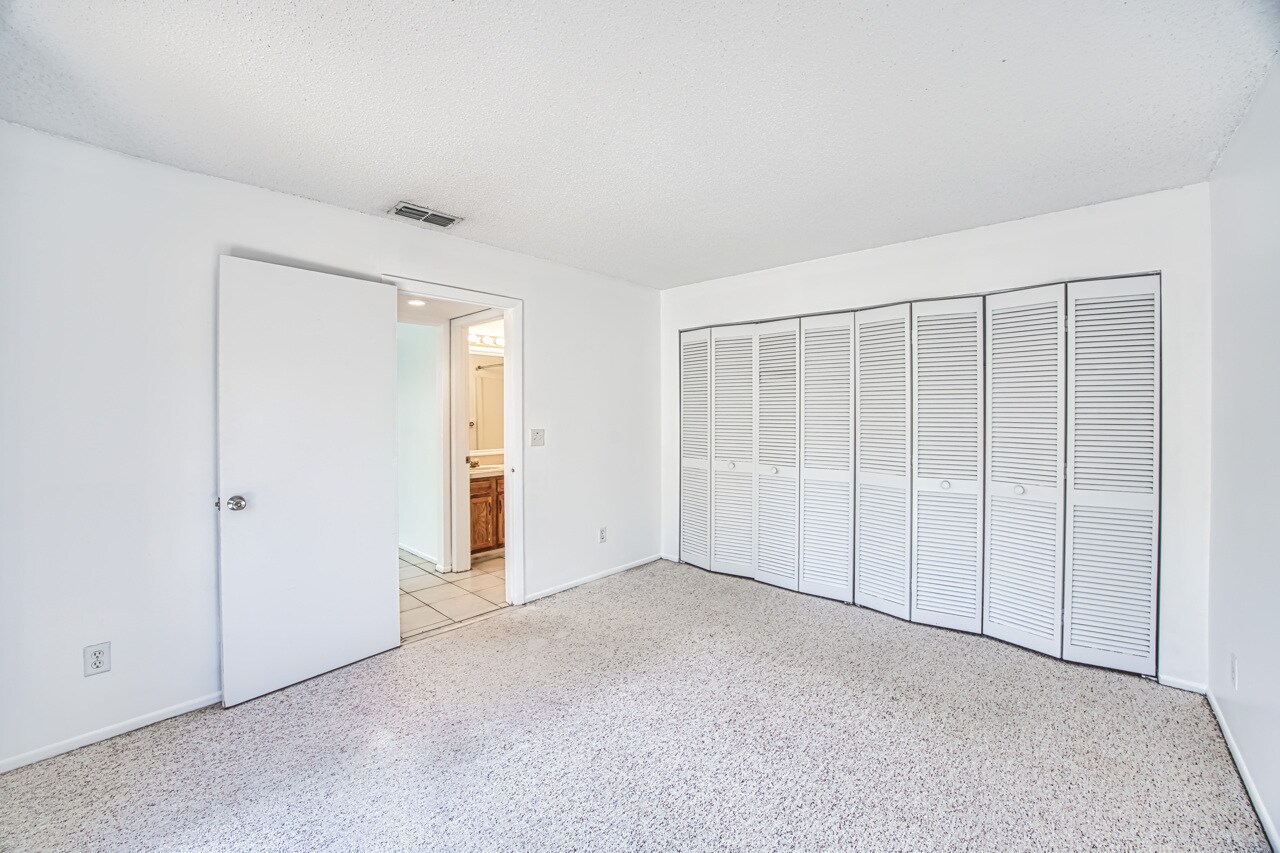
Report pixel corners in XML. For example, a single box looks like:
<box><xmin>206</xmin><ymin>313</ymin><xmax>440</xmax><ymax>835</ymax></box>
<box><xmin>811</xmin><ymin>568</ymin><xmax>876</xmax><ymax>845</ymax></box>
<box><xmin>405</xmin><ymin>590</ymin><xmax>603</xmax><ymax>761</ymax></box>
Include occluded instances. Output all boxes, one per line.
<box><xmin>470</xmin><ymin>493</ymin><xmax>496</xmax><ymax>552</ymax></box>
<box><xmin>469</xmin><ymin>475</ymin><xmax>504</xmax><ymax>553</ymax></box>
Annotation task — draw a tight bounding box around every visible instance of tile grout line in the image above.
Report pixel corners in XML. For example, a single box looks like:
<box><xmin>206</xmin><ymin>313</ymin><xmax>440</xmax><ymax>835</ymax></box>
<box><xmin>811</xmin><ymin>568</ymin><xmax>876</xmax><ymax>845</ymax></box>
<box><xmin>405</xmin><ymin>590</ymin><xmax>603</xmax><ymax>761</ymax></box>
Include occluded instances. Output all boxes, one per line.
<box><xmin>398</xmin><ymin>555</ymin><xmax>509</xmax><ymax>640</ymax></box>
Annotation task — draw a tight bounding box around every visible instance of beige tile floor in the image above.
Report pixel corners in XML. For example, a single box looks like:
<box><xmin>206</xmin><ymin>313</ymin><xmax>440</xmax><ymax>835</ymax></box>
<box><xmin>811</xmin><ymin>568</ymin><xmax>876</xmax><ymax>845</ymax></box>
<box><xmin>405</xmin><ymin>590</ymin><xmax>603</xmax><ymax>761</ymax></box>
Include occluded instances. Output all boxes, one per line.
<box><xmin>398</xmin><ymin>550</ymin><xmax>508</xmax><ymax>641</ymax></box>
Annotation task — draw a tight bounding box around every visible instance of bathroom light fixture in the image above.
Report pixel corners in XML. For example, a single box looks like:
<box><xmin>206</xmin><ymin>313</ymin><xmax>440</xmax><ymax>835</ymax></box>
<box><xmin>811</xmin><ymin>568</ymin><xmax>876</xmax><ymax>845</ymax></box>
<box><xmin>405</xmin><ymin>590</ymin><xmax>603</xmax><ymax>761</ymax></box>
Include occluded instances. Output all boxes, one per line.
<box><xmin>468</xmin><ymin>331</ymin><xmax>505</xmax><ymax>356</ymax></box>
<box><xmin>406</xmin><ymin>299</ymin><xmax>426</xmax><ymax>306</ymax></box>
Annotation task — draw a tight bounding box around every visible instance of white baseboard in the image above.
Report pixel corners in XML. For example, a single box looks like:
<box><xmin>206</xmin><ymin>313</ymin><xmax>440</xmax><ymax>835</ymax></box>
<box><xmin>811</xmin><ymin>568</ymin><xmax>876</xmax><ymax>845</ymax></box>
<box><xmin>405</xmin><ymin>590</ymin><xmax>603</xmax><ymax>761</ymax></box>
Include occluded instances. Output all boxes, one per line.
<box><xmin>1207</xmin><ymin>690</ymin><xmax>1277</xmax><ymax>850</ymax></box>
<box><xmin>1159</xmin><ymin>674</ymin><xmax>1207</xmax><ymax>694</ymax></box>
<box><xmin>660</xmin><ymin>553</ymin><xmax>680</xmax><ymax>562</ymax></box>
<box><xmin>398</xmin><ymin>543</ymin><xmax>439</xmax><ymax>565</ymax></box>
<box><xmin>0</xmin><ymin>691</ymin><xmax>222</xmax><ymax>775</ymax></box>
<box><xmin>524</xmin><ymin>554</ymin><xmax>662</xmax><ymax>603</ymax></box>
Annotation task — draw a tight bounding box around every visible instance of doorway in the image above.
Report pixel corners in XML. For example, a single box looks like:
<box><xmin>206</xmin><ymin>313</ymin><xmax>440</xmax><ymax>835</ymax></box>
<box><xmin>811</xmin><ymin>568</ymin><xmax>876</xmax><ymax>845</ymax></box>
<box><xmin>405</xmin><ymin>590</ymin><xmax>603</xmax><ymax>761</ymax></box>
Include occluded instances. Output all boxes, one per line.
<box><xmin>460</xmin><ymin>313</ymin><xmax>507</xmax><ymax>571</ymax></box>
<box><xmin>390</xmin><ymin>280</ymin><xmax>525</xmax><ymax>642</ymax></box>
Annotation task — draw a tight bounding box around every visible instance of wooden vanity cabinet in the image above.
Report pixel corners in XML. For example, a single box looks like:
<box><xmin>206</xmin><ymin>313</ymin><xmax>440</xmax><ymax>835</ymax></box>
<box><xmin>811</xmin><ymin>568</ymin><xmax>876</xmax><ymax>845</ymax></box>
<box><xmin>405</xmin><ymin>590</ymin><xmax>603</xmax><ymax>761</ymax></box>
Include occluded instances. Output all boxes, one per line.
<box><xmin>470</xmin><ymin>474</ymin><xmax>505</xmax><ymax>553</ymax></box>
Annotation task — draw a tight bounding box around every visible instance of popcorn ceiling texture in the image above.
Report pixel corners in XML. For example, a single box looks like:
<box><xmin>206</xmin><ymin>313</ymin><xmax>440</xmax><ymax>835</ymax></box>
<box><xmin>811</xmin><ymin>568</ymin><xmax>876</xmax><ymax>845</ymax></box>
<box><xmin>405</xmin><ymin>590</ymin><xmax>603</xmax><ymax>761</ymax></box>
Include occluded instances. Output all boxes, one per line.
<box><xmin>1</xmin><ymin>1</ymin><xmax>1277</xmax><ymax>287</ymax></box>
<box><xmin>0</xmin><ymin>561</ymin><xmax>1266</xmax><ymax>851</ymax></box>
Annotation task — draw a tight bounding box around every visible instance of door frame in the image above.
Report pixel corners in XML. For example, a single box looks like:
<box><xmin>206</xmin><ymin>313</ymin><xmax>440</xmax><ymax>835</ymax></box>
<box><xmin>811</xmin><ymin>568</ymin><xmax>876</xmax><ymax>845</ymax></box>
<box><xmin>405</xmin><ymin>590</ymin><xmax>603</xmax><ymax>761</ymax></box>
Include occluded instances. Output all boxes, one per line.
<box><xmin>384</xmin><ymin>275</ymin><xmax>526</xmax><ymax>606</ymax></box>
<box><xmin>450</xmin><ymin>307</ymin><xmax>505</xmax><ymax>575</ymax></box>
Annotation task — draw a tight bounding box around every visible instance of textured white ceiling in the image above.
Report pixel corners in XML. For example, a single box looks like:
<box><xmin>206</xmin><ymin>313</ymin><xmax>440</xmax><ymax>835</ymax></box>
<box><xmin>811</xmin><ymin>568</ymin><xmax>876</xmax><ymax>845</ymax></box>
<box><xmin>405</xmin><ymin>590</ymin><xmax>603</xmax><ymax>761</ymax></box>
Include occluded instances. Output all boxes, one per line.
<box><xmin>2</xmin><ymin>1</ymin><xmax>1278</xmax><ymax>288</ymax></box>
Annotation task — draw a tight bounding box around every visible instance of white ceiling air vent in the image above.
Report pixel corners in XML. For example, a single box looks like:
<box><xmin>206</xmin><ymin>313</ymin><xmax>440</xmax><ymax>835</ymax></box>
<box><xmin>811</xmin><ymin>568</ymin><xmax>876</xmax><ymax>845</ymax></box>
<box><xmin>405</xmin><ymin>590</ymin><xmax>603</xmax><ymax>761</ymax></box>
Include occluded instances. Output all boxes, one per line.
<box><xmin>390</xmin><ymin>201</ymin><xmax>461</xmax><ymax>228</ymax></box>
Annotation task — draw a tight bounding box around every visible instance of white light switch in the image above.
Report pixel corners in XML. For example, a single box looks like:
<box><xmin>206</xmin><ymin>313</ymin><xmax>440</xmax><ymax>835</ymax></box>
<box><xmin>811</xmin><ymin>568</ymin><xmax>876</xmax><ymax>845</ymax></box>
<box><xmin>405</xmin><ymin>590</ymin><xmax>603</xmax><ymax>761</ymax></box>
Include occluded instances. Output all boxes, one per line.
<box><xmin>530</xmin><ymin>428</ymin><xmax>546</xmax><ymax>447</ymax></box>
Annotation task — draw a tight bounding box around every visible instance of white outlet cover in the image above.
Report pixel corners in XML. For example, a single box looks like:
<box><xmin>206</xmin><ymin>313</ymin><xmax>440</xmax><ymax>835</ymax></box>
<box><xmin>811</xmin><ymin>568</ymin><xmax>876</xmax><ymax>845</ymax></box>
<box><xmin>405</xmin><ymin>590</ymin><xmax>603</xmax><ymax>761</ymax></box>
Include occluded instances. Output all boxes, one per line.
<box><xmin>83</xmin><ymin>641</ymin><xmax>111</xmax><ymax>677</ymax></box>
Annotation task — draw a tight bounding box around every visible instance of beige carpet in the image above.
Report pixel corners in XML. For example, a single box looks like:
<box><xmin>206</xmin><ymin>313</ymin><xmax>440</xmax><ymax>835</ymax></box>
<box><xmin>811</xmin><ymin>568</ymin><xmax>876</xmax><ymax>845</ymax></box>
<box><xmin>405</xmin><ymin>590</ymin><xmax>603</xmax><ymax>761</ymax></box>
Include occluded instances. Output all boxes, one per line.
<box><xmin>0</xmin><ymin>561</ymin><xmax>1266</xmax><ymax>851</ymax></box>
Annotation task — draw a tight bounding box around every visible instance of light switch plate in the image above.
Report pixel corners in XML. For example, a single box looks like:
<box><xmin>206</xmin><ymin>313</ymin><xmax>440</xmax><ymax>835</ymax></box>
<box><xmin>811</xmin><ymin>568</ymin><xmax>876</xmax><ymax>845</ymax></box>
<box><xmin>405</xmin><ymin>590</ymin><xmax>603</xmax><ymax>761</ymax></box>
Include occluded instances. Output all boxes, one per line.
<box><xmin>530</xmin><ymin>428</ymin><xmax>546</xmax><ymax>447</ymax></box>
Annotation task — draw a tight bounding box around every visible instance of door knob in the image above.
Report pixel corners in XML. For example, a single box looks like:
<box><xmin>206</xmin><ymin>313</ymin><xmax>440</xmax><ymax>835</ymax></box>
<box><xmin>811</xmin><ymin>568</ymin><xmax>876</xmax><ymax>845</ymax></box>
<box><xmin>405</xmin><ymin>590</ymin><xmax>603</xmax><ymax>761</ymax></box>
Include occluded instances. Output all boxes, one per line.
<box><xmin>771</xmin><ymin>466</ymin><xmax>779</xmax><ymax>475</ymax></box>
<box><xmin>940</xmin><ymin>480</ymin><xmax>951</xmax><ymax>490</ymax></box>
<box><xmin>726</xmin><ymin>461</ymin><xmax>736</xmax><ymax>470</ymax></box>
<box><xmin>1013</xmin><ymin>485</ymin><xmax>1026</xmax><ymax>496</ymax></box>
<box><xmin>226</xmin><ymin>495</ymin><xmax>248</xmax><ymax>511</ymax></box>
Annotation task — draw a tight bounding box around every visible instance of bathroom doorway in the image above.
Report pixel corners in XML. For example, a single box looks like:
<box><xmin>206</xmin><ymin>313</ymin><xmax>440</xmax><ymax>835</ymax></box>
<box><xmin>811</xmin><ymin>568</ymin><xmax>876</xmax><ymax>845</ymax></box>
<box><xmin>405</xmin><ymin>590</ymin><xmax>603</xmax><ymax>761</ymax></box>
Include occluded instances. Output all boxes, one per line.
<box><xmin>391</xmin><ymin>282</ymin><xmax>524</xmax><ymax>642</ymax></box>
<box><xmin>461</xmin><ymin>315</ymin><xmax>507</xmax><ymax>575</ymax></box>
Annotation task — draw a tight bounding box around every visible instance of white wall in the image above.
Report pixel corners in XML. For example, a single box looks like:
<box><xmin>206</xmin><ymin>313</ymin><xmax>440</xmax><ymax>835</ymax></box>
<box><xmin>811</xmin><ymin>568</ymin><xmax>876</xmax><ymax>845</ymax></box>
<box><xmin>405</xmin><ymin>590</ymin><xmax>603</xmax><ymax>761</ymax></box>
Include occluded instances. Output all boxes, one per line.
<box><xmin>397</xmin><ymin>322</ymin><xmax>443</xmax><ymax>562</ymax></box>
<box><xmin>1208</xmin><ymin>59</ymin><xmax>1280</xmax><ymax>845</ymax></box>
<box><xmin>660</xmin><ymin>184</ymin><xmax>1213</xmax><ymax>690</ymax></box>
<box><xmin>0</xmin><ymin>121</ymin><xmax>661</xmax><ymax>771</ymax></box>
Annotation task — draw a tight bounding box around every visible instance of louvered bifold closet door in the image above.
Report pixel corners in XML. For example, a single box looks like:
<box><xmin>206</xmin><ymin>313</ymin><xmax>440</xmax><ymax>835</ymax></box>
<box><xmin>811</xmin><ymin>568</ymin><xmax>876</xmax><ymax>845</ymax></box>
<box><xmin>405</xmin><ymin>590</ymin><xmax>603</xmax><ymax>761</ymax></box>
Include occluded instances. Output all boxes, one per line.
<box><xmin>1064</xmin><ymin>276</ymin><xmax>1160</xmax><ymax>676</ymax></box>
<box><xmin>854</xmin><ymin>304</ymin><xmax>912</xmax><ymax>619</ymax></box>
<box><xmin>799</xmin><ymin>313</ymin><xmax>855</xmax><ymax>602</ymax></box>
<box><xmin>984</xmin><ymin>285</ymin><xmax>1066</xmax><ymax>657</ymax></box>
<box><xmin>710</xmin><ymin>324</ymin><xmax>757</xmax><ymax>578</ymax></box>
<box><xmin>679</xmin><ymin>329</ymin><xmax>712</xmax><ymax>569</ymax></box>
<box><xmin>754</xmin><ymin>319</ymin><xmax>800</xmax><ymax>590</ymax></box>
<box><xmin>911</xmin><ymin>298</ymin><xmax>984</xmax><ymax>633</ymax></box>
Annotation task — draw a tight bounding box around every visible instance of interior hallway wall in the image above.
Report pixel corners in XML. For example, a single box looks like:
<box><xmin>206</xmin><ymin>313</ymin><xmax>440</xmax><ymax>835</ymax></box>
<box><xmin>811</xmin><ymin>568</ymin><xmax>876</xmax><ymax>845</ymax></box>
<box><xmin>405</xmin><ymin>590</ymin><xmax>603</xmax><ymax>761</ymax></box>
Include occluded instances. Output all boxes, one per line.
<box><xmin>397</xmin><ymin>322</ymin><xmax>443</xmax><ymax>563</ymax></box>
<box><xmin>659</xmin><ymin>184</ymin><xmax>1213</xmax><ymax>692</ymax></box>
<box><xmin>1208</xmin><ymin>57</ymin><xmax>1280</xmax><ymax>845</ymax></box>
<box><xmin>0</xmin><ymin>121</ymin><xmax>661</xmax><ymax>772</ymax></box>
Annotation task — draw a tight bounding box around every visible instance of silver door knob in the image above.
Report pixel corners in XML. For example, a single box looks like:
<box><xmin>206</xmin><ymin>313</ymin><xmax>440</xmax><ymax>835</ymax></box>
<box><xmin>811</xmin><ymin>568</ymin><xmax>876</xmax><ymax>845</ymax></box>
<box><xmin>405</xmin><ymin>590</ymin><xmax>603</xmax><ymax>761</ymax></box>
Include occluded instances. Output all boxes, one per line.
<box><xmin>726</xmin><ymin>461</ymin><xmax>736</xmax><ymax>469</ymax></box>
<box><xmin>227</xmin><ymin>495</ymin><xmax>248</xmax><ymax>511</ymax></box>
<box><xmin>940</xmin><ymin>480</ymin><xmax>951</xmax><ymax>490</ymax></box>
<box><xmin>1013</xmin><ymin>485</ymin><xmax>1026</xmax><ymax>496</ymax></box>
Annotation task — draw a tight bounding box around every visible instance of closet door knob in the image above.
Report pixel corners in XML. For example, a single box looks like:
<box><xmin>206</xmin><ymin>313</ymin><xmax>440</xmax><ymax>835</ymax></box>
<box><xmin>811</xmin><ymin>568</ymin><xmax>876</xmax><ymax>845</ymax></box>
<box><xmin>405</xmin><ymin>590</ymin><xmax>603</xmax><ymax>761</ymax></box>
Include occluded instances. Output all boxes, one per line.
<box><xmin>770</xmin><ymin>466</ymin><xmax>779</xmax><ymax>475</ymax></box>
<box><xmin>226</xmin><ymin>495</ymin><xmax>248</xmax><ymax>511</ymax></box>
<box><xmin>940</xmin><ymin>480</ymin><xmax>951</xmax><ymax>490</ymax></box>
<box><xmin>1013</xmin><ymin>485</ymin><xmax>1026</xmax><ymax>496</ymax></box>
<box><xmin>727</xmin><ymin>461</ymin><xmax>736</xmax><ymax>470</ymax></box>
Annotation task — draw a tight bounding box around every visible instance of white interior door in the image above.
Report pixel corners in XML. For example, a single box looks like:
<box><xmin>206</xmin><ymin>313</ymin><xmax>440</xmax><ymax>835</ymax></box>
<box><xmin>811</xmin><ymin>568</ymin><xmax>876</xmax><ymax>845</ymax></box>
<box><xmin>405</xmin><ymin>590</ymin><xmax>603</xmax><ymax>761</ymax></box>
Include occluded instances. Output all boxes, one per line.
<box><xmin>984</xmin><ymin>284</ymin><xmax>1066</xmax><ymax>657</ymax></box>
<box><xmin>710</xmin><ymin>323</ymin><xmax>757</xmax><ymax>577</ymax></box>
<box><xmin>911</xmin><ymin>297</ymin><xmax>984</xmax><ymax>633</ymax></box>
<box><xmin>679</xmin><ymin>329</ymin><xmax>712</xmax><ymax>569</ymax></box>
<box><xmin>754</xmin><ymin>319</ymin><xmax>800</xmax><ymax>590</ymax></box>
<box><xmin>798</xmin><ymin>313</ymin><xmax>855</xmax><ymax>602</ymax></box>
<box><xmin>1064</xmin><ymin>276</ymin><xmax>1160</xmax><ymax>675</ymax></box>
<box><xmin>218</xmin><ymin>257</ymin><xmax>398</xmax><ymax>707</ymax></box>
<box><xmin>854</xmin><ymin>304</ymin><xmax>912</xmax><ymax>619</ymax></box>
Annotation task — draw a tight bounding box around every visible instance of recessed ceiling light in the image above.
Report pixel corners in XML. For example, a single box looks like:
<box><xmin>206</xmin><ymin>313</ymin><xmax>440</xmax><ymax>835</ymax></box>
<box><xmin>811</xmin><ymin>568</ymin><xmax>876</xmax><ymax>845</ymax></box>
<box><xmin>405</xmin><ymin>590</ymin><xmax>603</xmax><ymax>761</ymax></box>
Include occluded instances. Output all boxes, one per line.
<box><xmin>406</xmin><ymin>299</ymin><xmax>426</xmax><ymax>306</ymax></box>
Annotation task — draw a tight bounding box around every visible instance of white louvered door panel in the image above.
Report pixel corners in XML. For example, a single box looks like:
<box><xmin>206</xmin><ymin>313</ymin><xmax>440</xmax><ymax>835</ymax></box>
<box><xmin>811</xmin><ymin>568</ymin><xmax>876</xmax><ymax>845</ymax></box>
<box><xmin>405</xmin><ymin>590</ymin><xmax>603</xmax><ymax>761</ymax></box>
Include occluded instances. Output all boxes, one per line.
<box><xmin>854</xmin><ymin>304</ymin><xmax>912</xmax><ymax>619</ymax></box>
<box><xmin>754</xmin><ymin>319</ymin><xmax>800</xmax><ymax>590</ymax></box>
<box><xmin>710</xmin><ymin>324</ymin><xmax>757</xmax><ymax>578</ymax></box>
<box><xmin>799</xmin><ymin>313</ymin><xmax>855</xmax><ymax>602</ymax></box>
<box><xmin>911</xmin><ymin>298</ymin><xmax>984</xmax><ymax>633</ymax></box>
<box><xmin>1065</xmin><ymin>276</ymin><xmax>1160</xmax><ymax>676</ymax></box>
<box><xmin>984</xmin><ymin>285</ymin><xmax>1066</xmax><ymax>657</ymax></box>
<box><xmin>679</xmin><ymin>329</ymin><xmax>711</xmax><ymax>569</ymax></box>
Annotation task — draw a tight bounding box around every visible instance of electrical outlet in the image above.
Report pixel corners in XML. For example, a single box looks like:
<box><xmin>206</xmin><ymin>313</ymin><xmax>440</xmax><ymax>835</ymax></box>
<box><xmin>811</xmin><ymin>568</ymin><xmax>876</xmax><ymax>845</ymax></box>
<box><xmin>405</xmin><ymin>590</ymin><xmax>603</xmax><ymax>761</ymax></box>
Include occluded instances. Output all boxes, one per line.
<box><xmin>1230</xmin><ymin>653</ymin><xmax>1238</xmax><ymax>690</ymax></box>
<box><xmin>530</xmin><ymin>428</ymin><xmax>546</xmax><ymax>447</ymax></box>
<box><xmin>84</xmin><ymin>642</ymin><xmax>111</xmax><ymax>677</ymax></box>
<box><xmin>599</xmin><ymin>526</ymin><xmax>607</xmax><ymax>544</ymax></box>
